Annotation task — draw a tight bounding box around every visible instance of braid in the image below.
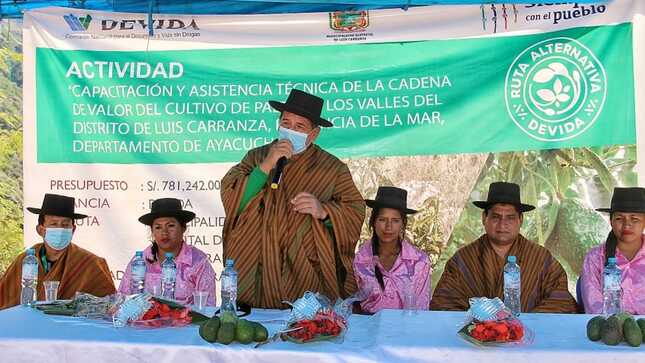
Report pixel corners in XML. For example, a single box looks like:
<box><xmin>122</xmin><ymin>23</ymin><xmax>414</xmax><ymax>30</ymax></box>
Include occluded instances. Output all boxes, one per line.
<box><xmin>147</xmin><ymin>241</ymin><xmax>159</xmax><ymax>263</ymax></box>
<box><xmin>372</xmin><ymin>232</ymin><xmax>386</xmax><ymax>290</ymax></box>
<box><xmin>604</xmin><ymin>230</ymin><xmax>618</xmax><ymax>266</ymax></box>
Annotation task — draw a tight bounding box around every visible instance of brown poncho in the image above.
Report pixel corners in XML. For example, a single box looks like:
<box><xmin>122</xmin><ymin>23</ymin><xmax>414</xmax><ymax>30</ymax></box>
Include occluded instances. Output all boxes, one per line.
<box><xmin>430</xmin><ymin>234</ymin><xmax>577</xmax><ymax>313</ymax></box>
<box><xmin>221</xmin><ymin>143</ymin><xmax>365</xmax><ymax>308</ymax></box>
<box><xmin>0</xmin><ymin>242</ymin><xmax>116</xmax><ymax>310</ymax></box>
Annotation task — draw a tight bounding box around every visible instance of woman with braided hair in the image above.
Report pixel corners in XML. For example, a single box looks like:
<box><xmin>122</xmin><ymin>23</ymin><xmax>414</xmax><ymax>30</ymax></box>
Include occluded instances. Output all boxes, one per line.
<box><xmin>581</xmin><ymin>187</ymin><xmax>645</xmax><ymax>314</ymax></box>
<box><xmin>353</xmin><ymin>186</ymin><xmax>431</xmax><ymax>314</ymax></box>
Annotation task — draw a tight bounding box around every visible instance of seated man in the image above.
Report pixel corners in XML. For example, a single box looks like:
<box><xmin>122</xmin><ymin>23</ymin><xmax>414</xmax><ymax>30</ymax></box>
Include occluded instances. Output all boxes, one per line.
<box><xmin>430</xmin><ymin>182</ymin><xmax>577</xmax><ymax>313</ymax></box>
<box><xmin>0</xmin><ymin>193</ymin><xmax>115</xmax><ymax>309</ymax></box>
<box><xmin>221</xmin><ymin>89</ymin><xmax>365</xmax><ymax>308</ymax></box>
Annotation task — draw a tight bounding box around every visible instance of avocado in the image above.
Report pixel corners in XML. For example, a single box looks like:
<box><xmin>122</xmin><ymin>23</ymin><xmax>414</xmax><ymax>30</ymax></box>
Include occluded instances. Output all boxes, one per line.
<box><xmin>601</xmin><ymin>316</ymin><xmax>623</xmax><ymax>346</ymax></box>
<box><xmin>623</xmin><ymin>318</ymin><xmax>642</xmax><ymax>347</ymax></box>
<box><xmin>252</xmin><ymin>322</ymin><xmax>269</xmax><ymax>342</ymax></box>
<box><xmin>614</xmin><ymin>312</ymin><xmax>633</xmax><ymax>329</ymax></box>
<box><xmin>217</xmin><ymin>322</ymin><xmax>236</xmax><ymax>345</ymax></box>
<box><xmin>199</xmin><ymin>317</ymin><xmax>221</xmax><ymax>343</ymax></box>
<box><xmin>638</xmin><ymin>319</ymin><xmax>645</xmax><ymax>342</ymax></box>
<box><xmin>219</xmin><ymin>310</ymin><xmax>238</xmax><ymax>325</ymax></box>
<box><xmin>235</xmin><ymin>319</ymin><xmax>255</xmax><ymax>344</ymax></box>
<box><xmin>586</xmin><ymin>316</ymin><xmax>605</xmax><ymax>342</ymax></box>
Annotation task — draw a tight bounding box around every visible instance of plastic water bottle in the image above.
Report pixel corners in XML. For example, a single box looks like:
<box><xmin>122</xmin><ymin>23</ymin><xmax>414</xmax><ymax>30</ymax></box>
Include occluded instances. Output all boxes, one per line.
<box><xmin>161</xmin><ymin>252</ymin><xmax>176</xmax><ymax>300</ymax></box>
<box><xmin>130</xmin><ymin>251</ymin><xmax>146</xmax><ymax>294</ymax></box>
<box><xmin>21</xmin><ymin>248</ymin><xmax>38</xmax><ymax>307</ymax></box>
<box><xmin>220</xmin><ymin>259</ymin><xmax>237</xmax><ymax>313</ymax></box>
<box><xmin>603</xmin><ymin>257</ymin><xmax>622</xmax><ymax>315</ymax></box>
<box><xmin>503</xmin><ymin>255</ymin><xmax>521</xmax><ymax>317</ymax></box>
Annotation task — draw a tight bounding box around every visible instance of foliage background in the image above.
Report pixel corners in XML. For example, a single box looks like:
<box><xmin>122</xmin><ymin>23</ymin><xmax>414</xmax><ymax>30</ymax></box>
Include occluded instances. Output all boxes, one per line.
<box><xmin>0</xmin><ymin>20</ymin><xmax>23</xmax><ymax>274</ymax></box>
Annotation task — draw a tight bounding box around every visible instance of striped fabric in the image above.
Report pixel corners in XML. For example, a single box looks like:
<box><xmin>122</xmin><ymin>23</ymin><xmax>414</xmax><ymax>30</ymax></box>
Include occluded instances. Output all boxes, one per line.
<box><xmin>430</xmin><ymin>234</ymin><xmax>577</xmax><ymax>313</ymax></box>
<box><xmin>221</xmin><ymin>143</ymin><xmax>366</xmax><ymax>308</ymax></box>
<box><xmin>0</xmin><ymin>243</ymin><xmax>116</xmax><ymax>310</ymax></box>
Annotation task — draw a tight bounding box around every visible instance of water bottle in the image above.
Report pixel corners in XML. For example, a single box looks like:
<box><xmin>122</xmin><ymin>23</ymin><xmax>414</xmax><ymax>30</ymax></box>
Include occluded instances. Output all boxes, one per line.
<box><xmin>161</xmin><ymin>252</ymin><xmax>176</xmax><ymax>300</ymax></box>
<box><xmin>21</xmin><ymin>248</ymin><xmax>38</xmax><ymax>307</ymax></box>
<box><xmin>220</xmin><ymin>259</ymin><xmax>237</xmax><ymax>313</ymax></box>
<box><xmin>503</xmin><ymin>255</ymin><xmax>521</xmax><ymax>317</ymax></box>
<box><xmin>603</xmin><ymin>257</ymin><xmax>622</xmax><ymax>315</ymax></box>
<box><xmin>130</xmin><ymin>251</ymin><xmax>146</xmax><ymax>294</ymax></box>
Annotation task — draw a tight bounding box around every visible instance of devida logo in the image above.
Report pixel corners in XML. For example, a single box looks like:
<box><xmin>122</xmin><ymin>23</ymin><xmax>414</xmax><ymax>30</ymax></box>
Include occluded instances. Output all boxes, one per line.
<box><xmin>100</xmin><ymin>18</ymin><xmax>200</xmax><ymax>31</ymax></box>
<box><xmin>64</xmin><ymin>14</ymin><xmax>92</xmax><ymax>32</ymax></box>
<box><xmin>504</xmin><ymin>37</ymin><xmax>607</xmax><ymax>142</ymax></box>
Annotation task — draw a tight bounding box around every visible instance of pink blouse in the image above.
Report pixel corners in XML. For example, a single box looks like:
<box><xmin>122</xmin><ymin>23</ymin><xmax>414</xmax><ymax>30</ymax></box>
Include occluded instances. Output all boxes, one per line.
<box><xmin>581</xmin><ymin>238</ymin><xmax>645</xmax><ymax>314</ymax></box>
<box><xmin>353</xmin><ymin>239</ymin><xmax>431</xmax><ymax>314</ymax></box>
<box><xmin>118</xmin><ymin>242</ymin><xmax>217</xmax><ymax>306</ymax></box>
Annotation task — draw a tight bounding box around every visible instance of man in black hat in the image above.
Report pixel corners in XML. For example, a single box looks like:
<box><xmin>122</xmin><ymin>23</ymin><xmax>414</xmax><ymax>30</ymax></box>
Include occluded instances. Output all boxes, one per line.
<box><xmin>430</xmin><ymin>182</ymin><xmax>577</xmax><ymax>313</ymax></box>
<box><xmin>0</xmin><ymin>193</ymin><xmax>115</xmax><ymax>309</ymax></box>
<box><xmin>221</xmin><ymin>89</ymin><xmax>365</xmax><ymax>308</ymax></box>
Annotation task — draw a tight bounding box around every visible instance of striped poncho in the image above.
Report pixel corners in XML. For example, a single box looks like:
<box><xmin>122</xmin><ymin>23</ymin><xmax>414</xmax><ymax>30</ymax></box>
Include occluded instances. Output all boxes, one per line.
<box><xmin>221</xmin><ymin>143</ymin><xmax>365</xmax><ymax>308</ymax></box>
<box><xmin>430</xmin><ymin>234</ymin><xmax>577</xmax><ymax>313</ymax></box>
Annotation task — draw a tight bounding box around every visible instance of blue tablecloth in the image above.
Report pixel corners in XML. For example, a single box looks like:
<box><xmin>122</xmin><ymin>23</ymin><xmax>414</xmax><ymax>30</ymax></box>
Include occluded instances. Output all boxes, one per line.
<box><xmin>0</xmin><ymin>306</ymin><xmax>643</xmax><ymax>363</ymax></box>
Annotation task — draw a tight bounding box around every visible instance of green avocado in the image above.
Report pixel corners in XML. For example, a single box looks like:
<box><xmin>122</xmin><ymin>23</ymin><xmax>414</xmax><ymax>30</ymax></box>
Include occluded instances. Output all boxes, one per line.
<box><xmin>637</xmin><ymin>319</ymin><xmax>645</xmax><ymax>343</ymax></box>
<box><xmin>199</xmin><ymin>317</ymin><xmax>220</xmax><ymax>343</ymax></box>
<box><xmin>586</xmin><ymin>316</ymin><xmax>605</xmax><ymax>342</ymax></box>
<box><xmin>235</xmin><ymin>319</ymin><xmax>255</xmax><ymax>344</ymax></box>
<box><xmin>252</xmin><ymin>321</ymin><xmax>269</xmax><ymax>342</ymax></box>
<box><xmin>601</xmin><ymin>316</ymin><xmax>623</xmax><ymax>346</ymax></box>
<box><xmin>217</xmin><ymin>322</ymin><xmax>236</xmax><ymax>345</ymax></box>
<box><xmin>623</xmin><ymin>318</ymin><xmax>642</xmax><ymax>347</ymax></box>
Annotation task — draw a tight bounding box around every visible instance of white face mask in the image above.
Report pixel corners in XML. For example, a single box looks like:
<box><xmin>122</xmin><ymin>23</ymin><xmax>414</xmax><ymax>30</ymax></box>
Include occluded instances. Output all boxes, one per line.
<box><xmin>44</xmin><ymin>228</ymin><xmax>73</xmax><ymax>250</ymax></box>
<box><xmin>278</xmin><ymin>126</ymin><xmax>309</xmax><ymax>154</ymax></box>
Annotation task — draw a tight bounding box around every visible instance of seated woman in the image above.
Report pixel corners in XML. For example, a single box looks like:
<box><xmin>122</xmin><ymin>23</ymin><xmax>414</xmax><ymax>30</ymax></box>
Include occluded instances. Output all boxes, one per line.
<box><xmin>581</xmin><ymin>187</ymin><xmax>645</xmax><ymax>314</ymax></box>
<box><xmin>353</xmin><ymin>186</ymin><xmax>431</xmax><ymax>314</ymax></box>
<box><xmin>118</xmin><ymin>198</ymin><xmax>216</xmax><ymax>306</ymax></box>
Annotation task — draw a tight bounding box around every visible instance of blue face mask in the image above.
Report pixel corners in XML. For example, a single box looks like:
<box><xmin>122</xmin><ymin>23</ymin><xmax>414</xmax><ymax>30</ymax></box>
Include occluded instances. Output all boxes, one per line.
<box><xmin>278</xmin><ymin>126</ymin><xmax>309</xmax><ymax>154</ymax></box>
<box><xmin>44</xmin><ymin>228</ymin><xmax>73</xmax><ymax>250</ymax></box>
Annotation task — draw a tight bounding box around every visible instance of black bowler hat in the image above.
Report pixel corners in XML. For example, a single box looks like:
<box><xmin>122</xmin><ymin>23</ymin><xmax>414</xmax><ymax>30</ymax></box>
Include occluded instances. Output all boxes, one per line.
<box><xmin>27</xmin><ymin>193</ymin><xmax>87</xmax><ymax>219</ymax></box>
<box><xmin>365</xmin><ymin>186</ymin><xmax>417</xmax><ymax>214</ymax></box>
<box><xmin>473</xmin><ymin>182</ymin><xmax>535</xmax><ymax>212</ymax></box>
<box><xmin>269</xmin><ymin>89</ymin><xmax>333</xmax><ymax>128</ymax></box>
<box><xmin>596</xmin><ymin>187</ymin><xmax>645</xmax><ymax>213</ymax></box>
<box><xmin>138</xmin><ymin>198</ymin><xmax>196</xmax><ymax>226</ymax></box>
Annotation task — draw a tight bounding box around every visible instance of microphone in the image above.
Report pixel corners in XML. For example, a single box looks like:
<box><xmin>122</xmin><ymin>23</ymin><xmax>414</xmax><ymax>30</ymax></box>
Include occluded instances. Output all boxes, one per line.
<box><xmin>270</xmin><ymin>156</ymin><xmax>287</xmax><ymax>190</ymax></box>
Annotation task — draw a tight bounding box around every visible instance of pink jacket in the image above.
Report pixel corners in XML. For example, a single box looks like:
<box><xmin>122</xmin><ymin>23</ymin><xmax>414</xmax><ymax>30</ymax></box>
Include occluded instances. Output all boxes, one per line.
<box><xmin>353</xmin><ymin>239</ymin><xmax>431</xmax><ymax>314</ymax></box>
<box><xmin>118</xmin><ymin>242</ymin><xmax>217</xmax><ymax>306</ymax></box>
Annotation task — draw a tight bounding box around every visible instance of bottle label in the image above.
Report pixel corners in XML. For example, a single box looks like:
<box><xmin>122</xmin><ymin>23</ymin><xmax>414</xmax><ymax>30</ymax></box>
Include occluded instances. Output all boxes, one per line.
<box><xmin>132</xmin><ymin>265</ymin><xmax>146</xmax><ymax>280</ymax></box>
<box><xmin>162</xmin><ymin>267</ymin><xmax>176</xmax><ymax>281</ymax></box>
<box><xmin>22</xmin><ymin>264</ymin><xmax>37</xmax><ymax>280</ymax></box>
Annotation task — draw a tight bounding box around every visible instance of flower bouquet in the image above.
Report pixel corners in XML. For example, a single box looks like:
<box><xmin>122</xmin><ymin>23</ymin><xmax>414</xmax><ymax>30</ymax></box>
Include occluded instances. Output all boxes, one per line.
<box><xmin>457</xmin><ymin>297</ymin><xmax>530</xmax><ymax>347</ymax></box>
<box><xmin>36</xmin><ymin>292</ymin><xmax>122</xmax><ymax>318</ymax></box>
<box><xmin>112</xmin><ymin>293</ymin><xmax>208</xmax><ymax>328</ymax></box>
<box><xmin>281</xmin><ymin>292</ymin><xmax>353</xmax><ymax>344</ymax></box>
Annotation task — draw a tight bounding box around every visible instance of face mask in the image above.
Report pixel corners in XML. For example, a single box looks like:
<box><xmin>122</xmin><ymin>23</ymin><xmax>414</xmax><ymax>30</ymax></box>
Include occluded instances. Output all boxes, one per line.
<box><xmin>278</xmin><ymin>126</ymin><xmax>309</xmax><ymax>154</ymax></box>
<box><xmin>44</xmin><ymin>228</ymin><xmax>73</xmax><ymax>250</ymax></box>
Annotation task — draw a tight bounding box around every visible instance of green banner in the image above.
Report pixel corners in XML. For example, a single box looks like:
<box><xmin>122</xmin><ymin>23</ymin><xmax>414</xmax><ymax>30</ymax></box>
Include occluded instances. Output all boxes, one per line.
<box><xmin>36</xmin><ymin>23</ymin><xmax>634</xmax><ymax>164</ymax></box>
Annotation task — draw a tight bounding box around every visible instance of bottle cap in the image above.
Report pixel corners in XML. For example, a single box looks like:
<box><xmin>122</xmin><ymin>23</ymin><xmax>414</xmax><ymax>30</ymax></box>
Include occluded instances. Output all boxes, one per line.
<box><xmin>26</xmin><ymin>248</ymin><xmax>35</xmax><ymax>255</ymax></box>
<box><xmin>135</xmin><ymin>251</ymin><xmax>143</xmax><ymax>257</ymax></box>
<box><xmin>165</xmin><ymin>252</ymin><xmax>174</xmax><ymax>258</ymax></box>
<box><xmin>607</xmin><ymin>257</ymin><xmax>617</xmax><ymax>264</ymax></box>
<box><xmin>507</xmin><ymin>255</ymin><xmax>517</xmax><ymax>264</ymax></box>
<box><xmin>226</xmin><ymin>258</ymin><xmax>234</xmax><ymax>267</ymax></box>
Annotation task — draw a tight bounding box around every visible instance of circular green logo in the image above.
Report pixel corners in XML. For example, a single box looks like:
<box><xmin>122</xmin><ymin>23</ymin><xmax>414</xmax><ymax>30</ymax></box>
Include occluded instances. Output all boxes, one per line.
<box><xmin>505</xmin><ymin>37</ymin><xmax>606</xmax><ymax>141</ymax></box>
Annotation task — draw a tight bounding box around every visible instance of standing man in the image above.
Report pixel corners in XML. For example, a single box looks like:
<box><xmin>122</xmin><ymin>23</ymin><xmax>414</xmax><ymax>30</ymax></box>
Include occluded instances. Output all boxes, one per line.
<box><xmin>221</xmin><ymin>89</ymin><xmax>365</xmax><ymax>308</ymax></box>
<box><xmin>0</xmin><ymin>193</ymin><xmax>115</xmax><ymax>309</ymax></box>
<box><xmin>431</xmin><ymin>182</ymin><xmax>577</xmax><ymax>313</ymax></box>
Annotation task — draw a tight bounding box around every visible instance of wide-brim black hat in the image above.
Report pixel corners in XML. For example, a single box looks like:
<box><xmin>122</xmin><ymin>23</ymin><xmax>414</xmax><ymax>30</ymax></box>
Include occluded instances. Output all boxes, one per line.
<box><xmin>138</xmin><ymin>198</ymin><xmax>196</xmax><ymax>226</ymax></box>
<box><xmin>596</xmin><ymin>187</ymin><xmax>645</xmax><ymax>213</ymax></box>
<box><xmin>365</xmin><ymin>186</ymin><xmax>417</xmax><ymax>214</ymax></box>
<box><xmin>27</xmin><ymin>193</ymin><xmax>87</xmax><ymax>219</ymax></box>
<box><xmin>269</xmin><ymin>89</ymin><xmax>333</xmax><ymax>128</ymax></box>
<box><xmin>473</xmin><ymin>182</ymin><xmax>535</xmax><ymax>212</ymax></box>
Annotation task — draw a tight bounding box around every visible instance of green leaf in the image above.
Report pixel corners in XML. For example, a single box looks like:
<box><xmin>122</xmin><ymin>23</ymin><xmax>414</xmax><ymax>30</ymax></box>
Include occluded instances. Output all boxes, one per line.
<box><xmin>581</xmin><ymin>147</ymin><xmax>617</xmax><ymax>193</ymax></box>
